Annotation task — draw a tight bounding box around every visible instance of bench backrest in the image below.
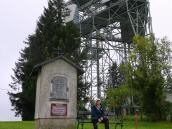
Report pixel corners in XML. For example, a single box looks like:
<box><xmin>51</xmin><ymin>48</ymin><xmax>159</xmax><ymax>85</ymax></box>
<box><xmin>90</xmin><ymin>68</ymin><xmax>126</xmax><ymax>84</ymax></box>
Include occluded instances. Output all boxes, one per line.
<box><xmin>77</xmin><ymin>111</ymin><xmax>123</xmax><ymax>119</ymax></box>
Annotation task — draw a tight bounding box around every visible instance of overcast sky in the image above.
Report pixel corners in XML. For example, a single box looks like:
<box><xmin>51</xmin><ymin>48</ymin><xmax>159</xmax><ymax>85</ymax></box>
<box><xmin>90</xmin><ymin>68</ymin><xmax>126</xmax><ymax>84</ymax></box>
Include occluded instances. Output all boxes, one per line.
<box><xmin>0</xmin><ymin>0</ymin><xmax>171</xmax><ymax>121</ymax></box>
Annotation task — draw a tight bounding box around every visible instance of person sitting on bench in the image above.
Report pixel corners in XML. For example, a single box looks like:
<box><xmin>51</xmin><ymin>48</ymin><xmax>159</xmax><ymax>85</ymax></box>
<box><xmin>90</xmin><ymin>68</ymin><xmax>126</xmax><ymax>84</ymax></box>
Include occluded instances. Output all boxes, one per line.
<box><xmin>91</xmin><ymin>99</ymin><xmax>109</xmax><ymax>129</ymax></box>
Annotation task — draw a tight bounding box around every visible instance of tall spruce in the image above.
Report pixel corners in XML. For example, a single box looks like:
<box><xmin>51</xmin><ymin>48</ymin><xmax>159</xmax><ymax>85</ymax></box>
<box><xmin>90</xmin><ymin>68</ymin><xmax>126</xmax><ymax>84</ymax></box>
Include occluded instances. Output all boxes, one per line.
<box><xmin>108</xmin><ymin>62</ymin><xmax>124</xmax><ymax>88</ymax></box>
<box><xmin>9</xmin><ymin>0</ymin><xmax>89</xmax><ymax>120</ymax></box>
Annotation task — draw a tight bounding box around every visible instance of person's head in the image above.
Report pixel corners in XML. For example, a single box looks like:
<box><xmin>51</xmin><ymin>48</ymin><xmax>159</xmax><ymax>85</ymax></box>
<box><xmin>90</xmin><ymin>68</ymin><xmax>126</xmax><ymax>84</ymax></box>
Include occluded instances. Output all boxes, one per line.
<box><xmin>95</xmin><ymin>99</ymin><xmax>101</xmax><ymax>106</ymax></box>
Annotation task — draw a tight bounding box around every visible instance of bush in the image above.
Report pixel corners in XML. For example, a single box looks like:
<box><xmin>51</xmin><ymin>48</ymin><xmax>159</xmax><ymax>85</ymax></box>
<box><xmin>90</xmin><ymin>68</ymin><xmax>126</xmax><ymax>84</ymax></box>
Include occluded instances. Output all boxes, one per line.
<box><xmin>164</xmin><ymin>101</ymin><xmax>172</xmax><ymax>121</ymax></box>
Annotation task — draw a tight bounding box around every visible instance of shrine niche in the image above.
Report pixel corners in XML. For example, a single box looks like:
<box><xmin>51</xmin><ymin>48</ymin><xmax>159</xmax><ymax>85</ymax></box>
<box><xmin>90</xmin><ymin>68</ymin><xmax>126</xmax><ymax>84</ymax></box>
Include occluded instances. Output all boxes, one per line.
<box><xmin>50</xmin><ymin>76</ymin><xmax>68</xmax><ymax>100</ymax></box>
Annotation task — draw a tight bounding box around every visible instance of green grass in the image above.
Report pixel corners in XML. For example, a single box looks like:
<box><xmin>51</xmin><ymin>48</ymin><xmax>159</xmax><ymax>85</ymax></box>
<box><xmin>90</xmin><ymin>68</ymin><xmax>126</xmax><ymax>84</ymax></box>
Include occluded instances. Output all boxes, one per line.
<box><xmin>123</xmin><ymin>120</ymin><xmax>172</xmax><ymax>129</ymax></box>
<box><xmin>0</xmin><ymin>120</ymin><xmax>171</xmax><ymax>129</ymax></box>
<box><xmin>78</xmin><ymin>120</ymin><xmax>172</xmax><ymax>129</ymax></box>
<box><xmin>0</xmin><ymin>121</ymin><xmax>34</xmax><ymax>129</ymax></box>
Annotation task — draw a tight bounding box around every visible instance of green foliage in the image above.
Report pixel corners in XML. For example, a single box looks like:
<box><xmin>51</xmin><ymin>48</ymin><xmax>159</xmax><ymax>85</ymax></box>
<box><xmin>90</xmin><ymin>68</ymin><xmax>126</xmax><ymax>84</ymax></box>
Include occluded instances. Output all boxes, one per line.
<box><xmin>9</xmin><ymin>0</ymin><xmax>89</xmax><ymax>120</ymax></box>
<box><xmin>107</xmin><ymin>86</ymin><xmax>130</xmax><ymax>109</ymax></box>
<box><xmin>108</xmin><ymin>62</ymin><xmax>124</xmax><ymax>88</ymax></box>
<box><xmin>161</xmin><ymin>101</ymin><xmax>172</xmax><ymax>121</ymax></box>
<box><xmin>77</xmin><ymin>77</ymin><xmax>90</xmax><ymax>111</ymax></box>
<box><xmin>122</xmin><ymin>36</ymin><xmax>172</xmax><ymax>121</ymax></box>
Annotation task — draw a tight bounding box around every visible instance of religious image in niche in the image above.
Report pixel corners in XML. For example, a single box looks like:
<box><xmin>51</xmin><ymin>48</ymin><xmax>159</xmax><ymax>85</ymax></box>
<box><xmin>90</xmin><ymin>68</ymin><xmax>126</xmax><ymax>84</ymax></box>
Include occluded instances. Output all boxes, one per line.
<box><xmin>50</xmin><ymin>76</ymin><xmax>68</xmax><ymax>100</ymax></box>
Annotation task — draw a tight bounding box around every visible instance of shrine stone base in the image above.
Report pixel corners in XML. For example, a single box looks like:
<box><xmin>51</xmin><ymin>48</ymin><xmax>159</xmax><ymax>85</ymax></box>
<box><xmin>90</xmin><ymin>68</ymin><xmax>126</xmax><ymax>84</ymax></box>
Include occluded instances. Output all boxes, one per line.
<box><xmin>35</xmin><ymin>118</ymin><xmax>76</xmax><ymax>129</ymax></box>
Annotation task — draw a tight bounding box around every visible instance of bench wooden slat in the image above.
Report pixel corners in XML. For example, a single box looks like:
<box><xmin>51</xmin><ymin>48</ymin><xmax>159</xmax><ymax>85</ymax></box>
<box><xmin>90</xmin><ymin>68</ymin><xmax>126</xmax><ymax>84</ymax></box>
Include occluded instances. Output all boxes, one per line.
<box><xmin>78</xmin><ymin>111</ymin><xmax>92</xmax><ymax>115</ymax></box>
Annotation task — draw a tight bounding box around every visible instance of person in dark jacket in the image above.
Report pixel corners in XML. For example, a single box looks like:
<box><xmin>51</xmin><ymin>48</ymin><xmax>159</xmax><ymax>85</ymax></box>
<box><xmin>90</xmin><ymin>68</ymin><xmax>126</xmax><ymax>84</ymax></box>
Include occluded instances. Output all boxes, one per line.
<box><xmin>91</xmin><ymin>99</ymin><xmax>109</xmax><ymax>129</ymax></box>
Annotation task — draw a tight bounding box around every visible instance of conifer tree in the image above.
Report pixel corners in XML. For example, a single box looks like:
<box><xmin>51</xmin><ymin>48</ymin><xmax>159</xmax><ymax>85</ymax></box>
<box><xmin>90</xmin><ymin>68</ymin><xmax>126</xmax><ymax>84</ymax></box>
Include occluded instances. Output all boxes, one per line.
<box><xmin>9</xmin><ymin>0</ymin><xmax>89</xmax><ymax>120</ymax></box>
<box><xmin>108</xmin><ymin>62</ymin><xmax>124</xmax><ymax>88</ymax></box>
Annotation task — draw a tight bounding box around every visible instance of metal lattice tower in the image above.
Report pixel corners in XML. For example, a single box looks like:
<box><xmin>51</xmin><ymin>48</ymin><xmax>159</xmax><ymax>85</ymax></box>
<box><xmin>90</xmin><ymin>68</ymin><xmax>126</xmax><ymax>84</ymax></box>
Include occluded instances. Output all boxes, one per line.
<box><xmin>69</xmin><ymin>0</ymin><xmax>153</xmax><ymax>99</ymax></box>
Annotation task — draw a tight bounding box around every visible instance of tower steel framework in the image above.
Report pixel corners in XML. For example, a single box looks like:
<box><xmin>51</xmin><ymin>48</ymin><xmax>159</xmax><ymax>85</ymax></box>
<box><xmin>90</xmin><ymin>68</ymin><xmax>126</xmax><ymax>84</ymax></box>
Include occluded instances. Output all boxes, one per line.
<box><xmin>70</xmin><ymin>0</ymin><xmax>153</xmax><ymax>100</ymax></box>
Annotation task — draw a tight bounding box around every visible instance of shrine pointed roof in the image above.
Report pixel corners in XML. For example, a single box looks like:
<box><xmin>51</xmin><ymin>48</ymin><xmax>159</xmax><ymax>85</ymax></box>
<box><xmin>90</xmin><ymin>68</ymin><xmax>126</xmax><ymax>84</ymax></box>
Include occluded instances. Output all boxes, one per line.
<box><xmin>34</xmin><ymin>56</ymin><xmax>84</xmax><ymax>74</ymax></box>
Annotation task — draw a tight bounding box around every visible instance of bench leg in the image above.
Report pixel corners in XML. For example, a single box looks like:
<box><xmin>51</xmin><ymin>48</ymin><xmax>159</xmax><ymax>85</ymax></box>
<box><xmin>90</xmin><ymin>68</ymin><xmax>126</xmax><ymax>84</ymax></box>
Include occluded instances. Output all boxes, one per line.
<box><xmin>115</xmin><ymin>124</ymin><xmax>123</xmax><ymax>129</ymax></box>
<box><xmin>81</xmin><ymin>123</ymin><xmax>84</xmax><ymax>129</ymax></box>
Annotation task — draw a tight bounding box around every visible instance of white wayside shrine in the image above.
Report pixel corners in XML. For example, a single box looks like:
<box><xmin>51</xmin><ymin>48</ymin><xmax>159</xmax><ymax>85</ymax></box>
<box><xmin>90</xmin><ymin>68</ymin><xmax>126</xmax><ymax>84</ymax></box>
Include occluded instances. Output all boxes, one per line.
<box><xmin>34</xmin><ymin>56</ymin><xmax>83</xmax><ymax>129</ymax></box>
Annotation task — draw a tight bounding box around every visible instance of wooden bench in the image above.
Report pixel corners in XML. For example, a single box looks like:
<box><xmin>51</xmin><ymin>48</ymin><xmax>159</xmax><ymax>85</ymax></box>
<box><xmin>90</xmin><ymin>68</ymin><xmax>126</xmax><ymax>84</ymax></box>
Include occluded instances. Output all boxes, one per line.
<box><xmin>76</xmin><ymin>111</ymin><xmax>123</xmax><ymax>129</ymax></box>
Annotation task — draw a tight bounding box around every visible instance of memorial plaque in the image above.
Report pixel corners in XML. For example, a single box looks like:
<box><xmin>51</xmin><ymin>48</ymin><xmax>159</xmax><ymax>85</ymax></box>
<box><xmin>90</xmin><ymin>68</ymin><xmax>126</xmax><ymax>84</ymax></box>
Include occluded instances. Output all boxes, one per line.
<box><xmin>50</xmin><ymin>76</ymin><xmax>67</xmax><ymax>99</ymax></box>
<box><xmin>51</xmin><ymin>103</ymin><xmax>67</xmax><ymax>116</ymax></box>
